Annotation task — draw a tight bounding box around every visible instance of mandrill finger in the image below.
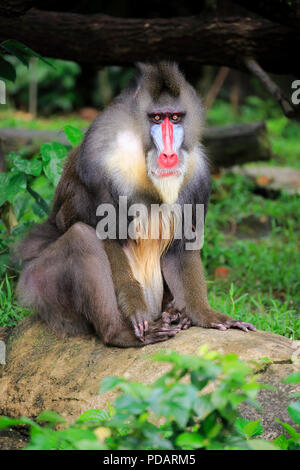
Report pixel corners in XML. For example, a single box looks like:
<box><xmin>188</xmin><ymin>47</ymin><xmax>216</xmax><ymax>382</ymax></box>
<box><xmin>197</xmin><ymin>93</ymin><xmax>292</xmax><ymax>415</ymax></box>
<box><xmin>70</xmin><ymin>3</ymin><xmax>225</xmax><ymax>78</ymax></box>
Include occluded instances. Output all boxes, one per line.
<box><xmin>149</xmin><ymin>326</ymin><xmax>180</xmax><ymax>337</ymax></box>
<box><xmin>144</xmin><ymin>320</ymin><xmax>149</xmax><ymax>333</ymax></box>
<box><xmin>162</xmin><ymin>311</ymin><xmax>171</xmax><ymax>325</ymax></box>
<box><xmin>211</xmin><ymin>322</ymin><xmax>228</xmax><ymax>331</ymax></box>
<box><xmin>162</xmin><ymin>310</ymin><xmax>181</xmax><ymax>327</ymax></box>
<box><xmin>170</xmin><ymin>312</ymin><xmax>181</xmax><ymax>323</ymax></box>
<box><xmin>225</xmin><ymin>320</ymin><xmax>256</xmax><ymax>332</ymax></box>
<box><xmin>242</xmin><ymin>322</ymin><xmax>256</xmax><ymax>331</ymax></box>
<box><xmin>178</xmin><ymin>316</ymin><xmax>192</xmax><ymax>330</ymax></box>
<box><xmin>131</xmin><ymin>317</ymin><xmax>144</xmax><ymax>341</ymax></box>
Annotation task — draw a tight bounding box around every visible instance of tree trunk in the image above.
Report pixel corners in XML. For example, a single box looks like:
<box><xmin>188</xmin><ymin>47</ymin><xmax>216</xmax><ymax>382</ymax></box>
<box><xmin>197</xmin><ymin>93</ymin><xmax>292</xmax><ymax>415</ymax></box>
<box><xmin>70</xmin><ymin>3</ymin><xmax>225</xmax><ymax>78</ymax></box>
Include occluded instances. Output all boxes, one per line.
<box><xmin>0</xmin><ymin>9</ymin><xmax>299</xmax><ymax>75</ymax></box>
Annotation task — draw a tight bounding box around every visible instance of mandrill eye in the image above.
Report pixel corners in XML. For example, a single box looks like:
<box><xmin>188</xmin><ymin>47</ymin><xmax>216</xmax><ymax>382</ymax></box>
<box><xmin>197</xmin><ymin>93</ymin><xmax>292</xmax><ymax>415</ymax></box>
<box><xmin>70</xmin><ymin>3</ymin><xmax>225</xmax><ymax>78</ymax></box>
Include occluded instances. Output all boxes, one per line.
<box><xmin>149</xmin><ymin>113</ymin><xmax>162</xmax><ymax>123</ymax></box>
<box><xmin>171</xmin><ymin>114</ymin><xmax>180</xmax><ymax>123</ymax></box>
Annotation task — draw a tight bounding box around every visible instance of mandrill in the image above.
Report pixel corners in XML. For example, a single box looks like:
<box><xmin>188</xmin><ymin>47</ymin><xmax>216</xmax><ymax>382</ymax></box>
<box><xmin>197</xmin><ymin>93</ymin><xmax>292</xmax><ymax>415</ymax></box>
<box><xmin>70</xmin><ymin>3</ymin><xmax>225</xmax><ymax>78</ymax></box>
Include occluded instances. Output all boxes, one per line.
<box><xmin>16</xmin><ymin>62</ymin><xmax>255</xmax><ymax>347</ymax></box>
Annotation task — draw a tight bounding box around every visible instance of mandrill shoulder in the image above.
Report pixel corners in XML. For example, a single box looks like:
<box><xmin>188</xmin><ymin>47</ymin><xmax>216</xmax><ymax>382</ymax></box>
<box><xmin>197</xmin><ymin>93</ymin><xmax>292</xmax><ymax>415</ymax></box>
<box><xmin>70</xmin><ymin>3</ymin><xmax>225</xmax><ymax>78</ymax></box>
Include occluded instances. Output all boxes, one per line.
<box><xmin>49</xmin><ymin>147</ymin><xmax>98</xmax><ymax>233</ymax></box>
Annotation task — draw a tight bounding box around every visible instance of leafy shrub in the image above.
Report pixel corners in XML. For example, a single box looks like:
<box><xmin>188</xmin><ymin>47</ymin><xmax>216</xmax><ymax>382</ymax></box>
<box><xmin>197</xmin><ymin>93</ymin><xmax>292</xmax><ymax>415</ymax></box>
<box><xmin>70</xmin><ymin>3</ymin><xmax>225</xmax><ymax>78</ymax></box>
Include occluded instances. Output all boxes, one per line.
<box><xmin>2</xmin><ymin>346</ymin><xmax>296</xmax><ymax>450</ymax></box>
<box><xmin>0</xmin><ymin>40</ymin><xmax>52</xmax><ymax>83</ymax></box>
<box><xmin>0</xmin><ymin>126</ymin><xmax>83</xmax><ymax>325</ymax></box>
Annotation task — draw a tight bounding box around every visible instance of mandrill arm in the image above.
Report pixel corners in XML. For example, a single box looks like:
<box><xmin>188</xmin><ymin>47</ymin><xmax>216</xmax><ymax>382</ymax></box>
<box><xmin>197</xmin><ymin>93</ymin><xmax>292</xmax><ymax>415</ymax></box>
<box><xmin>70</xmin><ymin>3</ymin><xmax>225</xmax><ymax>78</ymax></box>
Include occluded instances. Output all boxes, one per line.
<box><xmin>104</xmin><ymin>240</ymin><xmax>181</xmax><ymax>342</ymax></box>
<box><xmin>103</xmin><ymin>239</ymin><xmax>149</xmax><ymax>339</ymax></box>
<box><xmin>162</xmin><ymin>250</ymin><xmax>256</xmax><ymax>332</ymax></box>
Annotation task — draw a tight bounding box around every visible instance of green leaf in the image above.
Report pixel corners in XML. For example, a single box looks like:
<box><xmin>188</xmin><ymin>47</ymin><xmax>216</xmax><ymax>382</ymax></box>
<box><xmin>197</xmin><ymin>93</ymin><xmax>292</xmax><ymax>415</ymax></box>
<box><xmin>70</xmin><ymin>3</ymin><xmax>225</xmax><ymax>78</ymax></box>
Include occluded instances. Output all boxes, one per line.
<box><xmin>58</xmin><ymin>426</ymin><xmax>99</xmax><ymax>444</ymax></box>
<box><xmin>243</xmin><ymin>419</ymin><xmax>264</xmax><ymax>437</ymax></box>
<box><xmin>149</xmin><ymin>384</ymin><xmax>197</xmax><ymax>427</ymax></box>
<box><xmin>0</xmin><ymin>173</ymin><xmax>27</xmax><ymax>206</ymax></box>
<box><xmin>114</xmin><ymin>394</ymin><xmax>147</xmax><ymax>415</ymax></box>
<box><xmin>75</xmin><ymin>439</ymin><xmax>105</xmax><ymax>450</ymax></box>
<box><xmin>247</xmin><ymin>439</ymin><xmax>280</xmax><ymax>450</ymax></box>
<box><xmin>193</xmin><ymin>395</ymin><xmax>213</xmax><ymax>419</ymax></box>
<box><xmin>275</xmin><ymin>418</ymin><xmax>300</xmax><ymax>439</ymax></box>
<box><xmin>43</xmin><ymin>159</ymin><xmax>63</xmax><ymax>186</ymax></box>
<box><xmin>11</xmin><ymin>154</ymin><xmax>42</xmax><ymax>176</ymax></box>
<box><xmin>100</xmin><ymin>377</ymin><xmax>126</xmax><ymax>393</ymax></box>
<box><xmin>40</xmin><ymin>142</ymin><xmax>67</xmax><ymax>163</ymax></box>
<box><xmin>211</xmin><ymin>388</ymin><xmax>228</xmax><ymax>409</ymax></box>
<box><xmin>283</xmin><ymin>372</ymin><xmax>300</xmax><ymax>384</ymax></box>
<box><xmin>64</xmin><ymin>125</ymin><xmax>84</xmax><ymax>146</ymax></box>
<box><xmin>27</xmin><ymin>427</ymin><xmax>61</xmax><ymax>450</ymax></box>
<box><xmin>0</xmin><ymin>57</ymin><xmax>16</xmax><ymax>81</ymax></box>
<box><xmin>0</xmin><ymin>42</ymin><xmax>29</xmax><ymax>67</ymax></box>
<box><xmin>176</xmin><ymin>432</ymin><xmax>206</xmax><ymax>449</ymax></box>
<box><xmin>273</xmin><ymin>434</ymin><xmax>289</xmax><ymax>450</ymax></box>
<box><xmin>37</xmin><ymin>410</ymin><xmax>66</xmax><ymax>425</ymax></box>
<box><xmin>2</xmin><ymin>40</ymin><xmax>54</xmax><ymax>68</ymax></box>
<box><xmin>41</xmin><ymin>142</ymin><xmax>67</xmax><ymax>186</ymax></box>
<box><xmin>0</xmin><ymin>416</ymin><xmax>36</xmax><ymax>429</ymax></box>
<box><xmin>235</xmin><ymin>417</ymin><xmax>263</xmax><ymax>437</ymax></box>
<box><xmin>288</xmin><ymin>402</ymin><xmax>300</xmax><ymax>425</ymax></box>
<box><xmin>76</xmin><ymin>409</ymin><xmax>109</xmax><ymax>425</ymax></box>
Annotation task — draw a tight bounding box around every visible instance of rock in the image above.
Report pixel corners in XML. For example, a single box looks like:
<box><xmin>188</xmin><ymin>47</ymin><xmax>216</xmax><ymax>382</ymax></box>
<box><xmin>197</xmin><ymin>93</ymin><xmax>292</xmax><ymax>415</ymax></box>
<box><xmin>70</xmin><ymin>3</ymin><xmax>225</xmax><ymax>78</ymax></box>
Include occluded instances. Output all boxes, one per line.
<box><xmin>0</xmin><ymin>316</ymin><xmax>299</xmax><ymax>441</ymax></box>
<box><xmin>232</xmin><ymin>165</ymin><xmax>300</xmax><ymax>195</ymax></box>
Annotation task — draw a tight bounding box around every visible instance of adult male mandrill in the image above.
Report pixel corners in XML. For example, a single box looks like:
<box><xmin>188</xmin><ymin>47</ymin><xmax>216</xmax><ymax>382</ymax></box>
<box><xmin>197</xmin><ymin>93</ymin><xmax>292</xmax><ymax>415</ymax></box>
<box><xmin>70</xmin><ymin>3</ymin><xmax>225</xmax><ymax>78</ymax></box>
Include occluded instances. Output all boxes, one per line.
<box><xmin>16</xmin><ymin>62</ymin><xmax>255</xmax><ymax>347</ymax></box>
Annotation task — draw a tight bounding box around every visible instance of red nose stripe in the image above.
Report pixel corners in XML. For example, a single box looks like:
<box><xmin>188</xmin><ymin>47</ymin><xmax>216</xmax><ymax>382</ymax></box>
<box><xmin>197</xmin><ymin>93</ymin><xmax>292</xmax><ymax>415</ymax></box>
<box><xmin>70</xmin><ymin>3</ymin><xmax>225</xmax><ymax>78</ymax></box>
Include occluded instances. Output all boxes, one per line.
<box><xmin>158</xmin><ymin>118</ymin><xmax>178</xmax><ymax>169</ymax></box>
<box><xmin>161</xmin><ymin>117</ymin><xmax>174</xmax><ymax>155</ymax></box>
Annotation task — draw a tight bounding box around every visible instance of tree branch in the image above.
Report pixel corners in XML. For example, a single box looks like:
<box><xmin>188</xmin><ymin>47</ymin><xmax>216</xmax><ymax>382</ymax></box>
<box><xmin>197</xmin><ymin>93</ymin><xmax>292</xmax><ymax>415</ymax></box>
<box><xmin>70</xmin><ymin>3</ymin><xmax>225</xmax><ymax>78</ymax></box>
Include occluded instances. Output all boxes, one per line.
<box><xmin>0</xmin><ymin>9</ymin><xmax>299</xmax><ymax>75</ymax></box>
<box><xmin>0</xmin><ymin>1</ymin><xmax>47</xmax><ymax>17</ymax></box>
<box><xmin>244</xmin><ymin>57</ymin><xmax>299</xmax><ymax>119</ymax></box>
<box><xmin>204</xmin><ymin>67</ymin><xmax>230</xmax><ymax>110</ymax></box>
<box><xmin>233</xmin><ymin>0</ymin><xmax>300</xmax><ymax>31</ymax></box>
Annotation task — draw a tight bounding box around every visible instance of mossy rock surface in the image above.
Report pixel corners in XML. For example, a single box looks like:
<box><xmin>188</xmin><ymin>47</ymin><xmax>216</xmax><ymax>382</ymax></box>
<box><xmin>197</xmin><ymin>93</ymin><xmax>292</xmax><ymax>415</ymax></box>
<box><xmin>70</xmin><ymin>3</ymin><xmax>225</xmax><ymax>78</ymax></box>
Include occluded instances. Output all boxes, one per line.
<box><xmin>0</xmin><ymin>316</ymin><xmax>299</xmax><ymax>442</ymax></box>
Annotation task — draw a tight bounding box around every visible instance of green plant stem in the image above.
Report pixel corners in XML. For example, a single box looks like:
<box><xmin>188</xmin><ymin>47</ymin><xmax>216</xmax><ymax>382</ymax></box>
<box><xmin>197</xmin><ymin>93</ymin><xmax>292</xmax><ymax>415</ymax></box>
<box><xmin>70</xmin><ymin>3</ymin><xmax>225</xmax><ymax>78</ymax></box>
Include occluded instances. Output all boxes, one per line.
<box><xmin>26</xmin><ymin>182</ymin><xmax>49</xmax><ymax>215</ymax></box>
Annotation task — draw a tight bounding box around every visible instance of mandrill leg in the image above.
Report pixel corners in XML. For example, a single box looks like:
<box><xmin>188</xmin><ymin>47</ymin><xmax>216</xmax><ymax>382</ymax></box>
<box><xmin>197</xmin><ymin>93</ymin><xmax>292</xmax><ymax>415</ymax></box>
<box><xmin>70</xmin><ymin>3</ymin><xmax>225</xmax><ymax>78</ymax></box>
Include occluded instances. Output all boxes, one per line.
<box><xmin>17</xmin><ymin>222</ymin><xmax>180</xmax><ymax>347</ymax></box>
<box><xmin>162</xmin><ymin>251</ymin><xmax>256</xmax><ymax>332</ymax></box>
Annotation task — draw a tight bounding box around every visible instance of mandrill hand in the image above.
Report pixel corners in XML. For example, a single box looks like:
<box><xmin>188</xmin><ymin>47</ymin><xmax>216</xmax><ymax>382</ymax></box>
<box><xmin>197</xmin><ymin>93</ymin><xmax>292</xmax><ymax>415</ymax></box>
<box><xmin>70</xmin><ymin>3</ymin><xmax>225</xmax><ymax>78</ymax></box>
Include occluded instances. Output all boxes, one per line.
<box><xmin>210</xmin><ymin>319</ymin><xmax>256</xmax><ymax>332</ymax></box>
<box><xmin>130</xmin><ymin>305</ymin><xmax>188</xmax><ymax>344</ymax></box>
<box><xmin>191</xmin><ymin>310</ymin><xmax>256</xmax><ymax>332</ymax></box>
<box><xmin>130</xmin><ymin>312</ymin><xmax>149</xmax><ymax>342</ymax></box>
<box><xmin>162</xmin><ymin>302</ymin><xmax>192</xmax><ymax>331</ymax></box>
<box><xmin>131</xmin><ymin>312</ymin><xmax>182</xmax><ymax>344</ymax></box>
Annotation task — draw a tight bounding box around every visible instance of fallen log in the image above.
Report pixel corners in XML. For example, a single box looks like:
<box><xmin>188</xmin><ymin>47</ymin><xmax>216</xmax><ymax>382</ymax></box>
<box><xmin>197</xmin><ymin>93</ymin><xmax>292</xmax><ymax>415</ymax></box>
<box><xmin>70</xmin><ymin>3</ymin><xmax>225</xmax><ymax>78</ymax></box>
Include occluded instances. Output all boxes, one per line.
<box><xmin>0</xmin><ymin>121</ymin><xmax>271</xmax><ymax>168</ymax></box>
<box><xmin>203</xmin><ymin>121</ymin><xmax>272</xmax><ymax>168</ymax></box>
<box><xmin>0</xmin><ymin>9</ymin><xmax>299</xmax><ymax>76</ymax></box>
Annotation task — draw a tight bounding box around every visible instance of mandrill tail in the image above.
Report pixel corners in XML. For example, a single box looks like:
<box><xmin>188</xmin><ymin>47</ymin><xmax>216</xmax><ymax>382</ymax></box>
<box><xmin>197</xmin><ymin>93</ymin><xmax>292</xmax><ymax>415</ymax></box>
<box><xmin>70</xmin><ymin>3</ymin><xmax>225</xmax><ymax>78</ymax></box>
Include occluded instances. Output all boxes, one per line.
<box><xmin>15</xmin><ymin>220</ymin><xmax>61</xmax><ymax>264</ymax></box>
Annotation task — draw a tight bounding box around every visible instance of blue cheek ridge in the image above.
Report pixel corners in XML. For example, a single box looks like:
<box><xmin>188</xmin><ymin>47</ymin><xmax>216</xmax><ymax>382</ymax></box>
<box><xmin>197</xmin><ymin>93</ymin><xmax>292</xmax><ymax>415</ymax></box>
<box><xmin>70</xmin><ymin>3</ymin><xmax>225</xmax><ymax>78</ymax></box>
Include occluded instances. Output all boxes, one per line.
<box><xmin>173</xmin><ymin>125</ymin><xmax>184</xmax><ymax>152</ymax></box>
<box><xmin>150</xmin><ymin>125</ymin><xmax>163</xmax><ymax>152</ymax></box>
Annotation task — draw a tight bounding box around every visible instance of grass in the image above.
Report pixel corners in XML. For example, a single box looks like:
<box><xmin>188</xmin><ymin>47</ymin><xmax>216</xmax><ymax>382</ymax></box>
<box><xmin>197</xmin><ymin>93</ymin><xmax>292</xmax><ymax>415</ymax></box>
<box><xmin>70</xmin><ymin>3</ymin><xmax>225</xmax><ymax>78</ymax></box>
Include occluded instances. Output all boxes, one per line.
<box><xmin>0</xmin><ymin>275</ymin><xmax>31</xmax><ymax>328</ymax></box>
<box><xmin>203</xmin><ymin>172</ymin><xmax>300</xmax><ymax>339</ymax></box>
<box><xmin>209</xmin><ymin>284</ymin><xmax>300</xmax><ymax>340</ymax></box>
<box><xmin>0</xmin><ymin>109</ymin><xmax>87</xmax><ymax>131</ymax></box>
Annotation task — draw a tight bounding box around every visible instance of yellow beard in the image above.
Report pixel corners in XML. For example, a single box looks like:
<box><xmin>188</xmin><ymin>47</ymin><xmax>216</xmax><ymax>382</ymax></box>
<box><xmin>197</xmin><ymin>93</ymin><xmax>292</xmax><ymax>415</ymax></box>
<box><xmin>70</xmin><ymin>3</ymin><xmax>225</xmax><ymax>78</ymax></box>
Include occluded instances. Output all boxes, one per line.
<box><xmin>151</xmin><ymin>174</ymin><xmax>184</xmax><ymax>204</ymax></box>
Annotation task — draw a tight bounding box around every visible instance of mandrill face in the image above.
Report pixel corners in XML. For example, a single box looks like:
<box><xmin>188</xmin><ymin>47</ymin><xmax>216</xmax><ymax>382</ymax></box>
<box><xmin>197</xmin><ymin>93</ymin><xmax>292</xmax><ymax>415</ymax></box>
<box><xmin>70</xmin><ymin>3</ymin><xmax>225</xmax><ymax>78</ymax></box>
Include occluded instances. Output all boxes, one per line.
<box><xmin>149</xmin><ymin>109</ymin><xmax>185</xmax><ymax>177</ymax></box>
<box><xmin>145</xmin><ymin>98</ymin><xmax>190</xmax><ymax>204</ymax></box>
